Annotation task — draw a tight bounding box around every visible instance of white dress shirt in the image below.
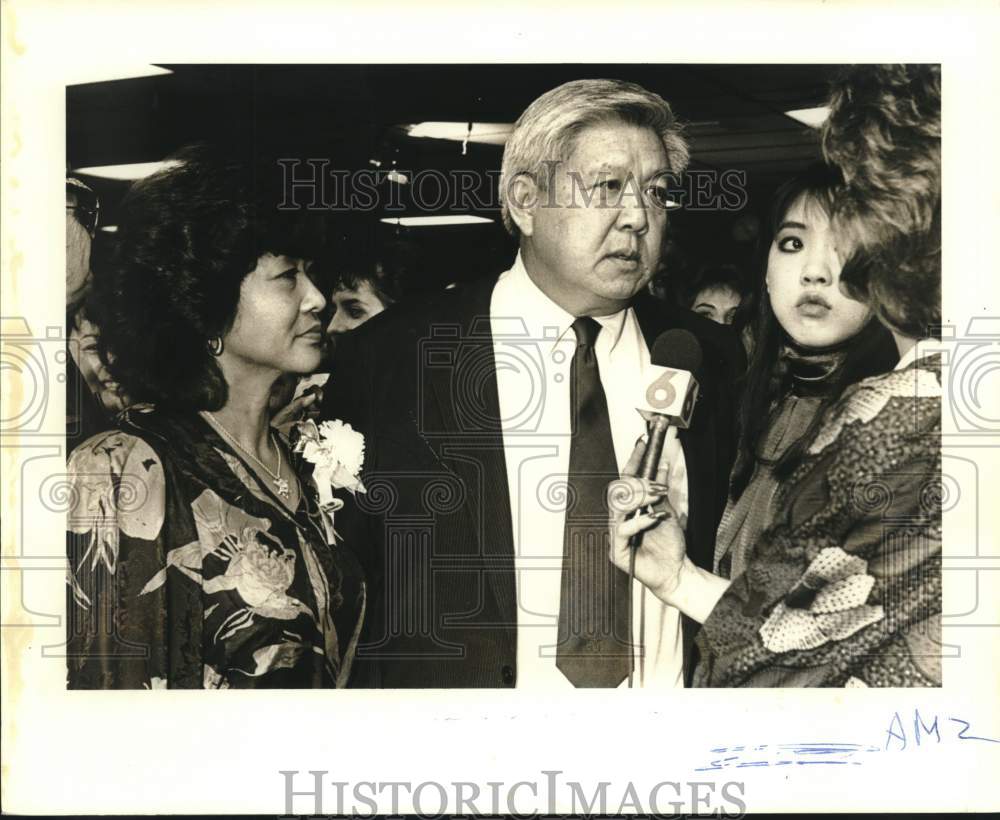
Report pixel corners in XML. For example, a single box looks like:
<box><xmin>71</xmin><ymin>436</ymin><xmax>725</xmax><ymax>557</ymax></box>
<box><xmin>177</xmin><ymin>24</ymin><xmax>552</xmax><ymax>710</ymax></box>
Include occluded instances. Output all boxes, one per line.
<box><xmin>490</xmin><ymin>254</ymin><xmax>687</xmax><ymax>689</ymax></box>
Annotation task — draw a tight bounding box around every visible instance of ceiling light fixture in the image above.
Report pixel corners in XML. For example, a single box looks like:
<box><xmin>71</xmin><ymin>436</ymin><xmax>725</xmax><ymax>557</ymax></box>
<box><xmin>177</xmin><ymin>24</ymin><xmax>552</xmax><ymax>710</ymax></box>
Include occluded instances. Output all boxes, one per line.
<box><xmin>380</xmin><ymin>215</ymin><xmax>494</xmax><ymax>227</ymax></box>
<box><xmin>404</xmin><ymin>122</ymin><xmax>514</xmax><ymax>145</ymax></box>
<box><xmin>784</xmin><ymin>106</ymin><xmax>831</xmax><ymax>128</ymax></box>
<box><xmin>73</xmin><ymin>160</ymin><xmax>183</xmax><ymax>181</ymax></box>
<box><xmin>67</xmin><ymin>65</ymin><xmax>173</xmax><ymax>87</ymax></box>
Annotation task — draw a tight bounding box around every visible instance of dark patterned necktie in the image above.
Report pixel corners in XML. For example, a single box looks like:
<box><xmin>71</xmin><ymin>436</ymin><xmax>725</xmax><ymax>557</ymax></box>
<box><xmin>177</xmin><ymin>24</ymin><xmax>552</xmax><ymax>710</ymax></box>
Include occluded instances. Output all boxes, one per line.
<box><xmin>556</xmin><ymin>317</ymin><xmax>631</xmax><ymax>687</ymax></box>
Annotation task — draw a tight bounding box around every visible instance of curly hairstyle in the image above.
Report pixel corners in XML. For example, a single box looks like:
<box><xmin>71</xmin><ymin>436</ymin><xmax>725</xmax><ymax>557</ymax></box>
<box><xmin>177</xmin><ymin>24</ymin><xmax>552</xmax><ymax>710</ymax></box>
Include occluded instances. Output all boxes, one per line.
<box><xmin>822</xmin><ymin>64</ymin><xmax>941</xmax><ymax>338</ymax></box>
<box><xmin>730</xmin><ymin>166</ymin><xmax>898</xmax><ymax>500</ymax></box>
<box><xmin>88</xmin><ymin>144</ymin><xmax>329</xmax><ymax>411</ymax></box>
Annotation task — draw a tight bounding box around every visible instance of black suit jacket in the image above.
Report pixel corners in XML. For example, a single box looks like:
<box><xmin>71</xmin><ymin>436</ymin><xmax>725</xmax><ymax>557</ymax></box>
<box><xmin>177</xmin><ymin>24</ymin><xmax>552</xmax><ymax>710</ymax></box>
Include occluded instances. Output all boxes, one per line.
<box><xmin>321</xmin><ymin>274</ymin><xmax>744</xmax><ymax>687</ymax></box>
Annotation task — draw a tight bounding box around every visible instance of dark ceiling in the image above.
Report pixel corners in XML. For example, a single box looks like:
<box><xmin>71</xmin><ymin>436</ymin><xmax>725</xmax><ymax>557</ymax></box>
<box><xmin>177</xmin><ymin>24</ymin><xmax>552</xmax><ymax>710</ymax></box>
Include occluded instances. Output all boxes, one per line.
<box><xmin>67</xmin><ymin>63</ymin><xmax>843</xmax><ymax>286</ymax></box>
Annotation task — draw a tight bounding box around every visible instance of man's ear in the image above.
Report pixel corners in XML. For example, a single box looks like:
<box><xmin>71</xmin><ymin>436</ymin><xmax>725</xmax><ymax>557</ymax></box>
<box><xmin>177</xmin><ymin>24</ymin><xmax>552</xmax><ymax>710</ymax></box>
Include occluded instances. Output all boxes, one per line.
<box><xmin>506</xmin><ymin>173</ymin><xmax>539</xmax><ymax>238</ymax></box>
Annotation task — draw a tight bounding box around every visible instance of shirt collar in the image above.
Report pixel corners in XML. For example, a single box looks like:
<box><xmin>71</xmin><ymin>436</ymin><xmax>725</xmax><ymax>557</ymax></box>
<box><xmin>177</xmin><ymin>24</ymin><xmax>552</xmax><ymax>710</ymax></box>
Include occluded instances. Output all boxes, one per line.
<box><xmin>894</xmin><ymin>337</ymin><xmax>933</xmax><ymax>370</ymax></box>
<box><xmin>496</xmin><ymin>252</ymin><xmax>629</xmax><ymax>353</ymax></box>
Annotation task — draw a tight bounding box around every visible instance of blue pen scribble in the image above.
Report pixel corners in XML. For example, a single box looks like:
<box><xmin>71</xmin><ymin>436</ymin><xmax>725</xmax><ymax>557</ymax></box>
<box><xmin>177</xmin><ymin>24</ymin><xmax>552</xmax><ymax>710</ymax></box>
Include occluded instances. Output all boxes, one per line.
<box><xmin>695</xmin><ymin>742</ymin><xmax>881</xmax><ymax>772</ymax></box>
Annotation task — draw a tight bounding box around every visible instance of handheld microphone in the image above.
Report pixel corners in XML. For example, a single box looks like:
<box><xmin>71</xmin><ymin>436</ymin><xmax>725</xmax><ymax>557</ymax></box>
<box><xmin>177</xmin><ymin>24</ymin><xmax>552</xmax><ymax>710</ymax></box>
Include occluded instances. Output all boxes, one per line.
<box><xmin>624</xmin><ymin>329</ymin><xmax>704</xmax><ymax>687</ymax></box>
<box><xmin>629</xmin><ymin>329</ymin><xmax>703</xmax><ymax>546</ymax></box>
<box><xmin>635</xmin><ymin>329</ymin><xmax>703</xmax><ymax>479</ymax></box>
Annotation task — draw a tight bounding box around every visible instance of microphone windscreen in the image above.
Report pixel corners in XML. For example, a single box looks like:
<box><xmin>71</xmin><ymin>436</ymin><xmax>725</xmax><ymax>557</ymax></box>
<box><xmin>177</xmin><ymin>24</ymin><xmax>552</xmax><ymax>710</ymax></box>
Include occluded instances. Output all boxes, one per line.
<box><xmin>650</xmin><ymin>329</ymin><xmax>703</xmax><ymax>373</ymax></box>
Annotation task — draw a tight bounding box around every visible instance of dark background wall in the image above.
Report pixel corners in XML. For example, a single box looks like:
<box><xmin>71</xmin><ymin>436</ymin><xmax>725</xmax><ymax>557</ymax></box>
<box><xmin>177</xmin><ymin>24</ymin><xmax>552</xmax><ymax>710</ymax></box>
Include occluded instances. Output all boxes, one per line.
<box><xmin>68</xmin><ymin>64</ymin><xmax>843</xmax><ymax>299</ymax></box>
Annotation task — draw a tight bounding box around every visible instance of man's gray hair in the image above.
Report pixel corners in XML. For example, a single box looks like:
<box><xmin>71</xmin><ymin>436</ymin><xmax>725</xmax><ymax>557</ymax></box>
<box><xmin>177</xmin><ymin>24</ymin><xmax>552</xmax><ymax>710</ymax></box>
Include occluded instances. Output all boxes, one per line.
<box><xmin>498</xmin><ymin>78</ymin><xmax>689</xmax><ymax>238</ymax></box>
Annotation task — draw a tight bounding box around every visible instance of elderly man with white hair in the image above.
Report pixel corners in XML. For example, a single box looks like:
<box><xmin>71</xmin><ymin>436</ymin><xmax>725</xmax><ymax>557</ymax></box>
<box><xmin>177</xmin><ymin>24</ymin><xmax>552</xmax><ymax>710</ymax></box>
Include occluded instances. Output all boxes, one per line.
<box><xmin>322</xmin><ymin>78</ymin><xmax>744</xmax><ymax>688</ymax></box>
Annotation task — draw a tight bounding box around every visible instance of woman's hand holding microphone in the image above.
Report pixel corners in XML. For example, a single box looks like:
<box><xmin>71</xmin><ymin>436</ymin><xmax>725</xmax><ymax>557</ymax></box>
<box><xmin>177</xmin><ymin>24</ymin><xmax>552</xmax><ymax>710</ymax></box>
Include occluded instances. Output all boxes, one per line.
<box><xmin>608</xmin><ymin>434</ymin><xmax>731</xmax><ymax>624</ymax></box>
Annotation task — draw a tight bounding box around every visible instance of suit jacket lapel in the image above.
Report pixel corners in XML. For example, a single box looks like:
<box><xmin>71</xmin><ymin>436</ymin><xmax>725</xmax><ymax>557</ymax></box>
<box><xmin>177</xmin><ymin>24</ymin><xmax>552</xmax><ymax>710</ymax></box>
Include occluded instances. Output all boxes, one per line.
<box><xmin>422</xmin><ymin>276</ymin><xmax>519</xmax><ymax>637</ymax></box>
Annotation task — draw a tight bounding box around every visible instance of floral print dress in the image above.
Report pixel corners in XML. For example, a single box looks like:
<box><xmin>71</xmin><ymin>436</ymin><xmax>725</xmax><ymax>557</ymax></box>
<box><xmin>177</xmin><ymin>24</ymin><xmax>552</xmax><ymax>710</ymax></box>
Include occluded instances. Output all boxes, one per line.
<box><xmin>693</xmin><ymin>353</ymin><xmax>942</xmax><ymax>687</ymax></box>
<box><xmin>66</xmin><ymin>405</ymin><xmax>366</xmax><ymax>688</ymax></box>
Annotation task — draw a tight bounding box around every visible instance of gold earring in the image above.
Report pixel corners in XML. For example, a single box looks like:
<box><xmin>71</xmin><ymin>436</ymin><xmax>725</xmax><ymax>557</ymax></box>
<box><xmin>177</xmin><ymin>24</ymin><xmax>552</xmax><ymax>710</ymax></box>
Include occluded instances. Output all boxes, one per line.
<box><xmin>207</xmin><ymin>336</ymin><xmax>224</xmax><ymax>356</ymax></box>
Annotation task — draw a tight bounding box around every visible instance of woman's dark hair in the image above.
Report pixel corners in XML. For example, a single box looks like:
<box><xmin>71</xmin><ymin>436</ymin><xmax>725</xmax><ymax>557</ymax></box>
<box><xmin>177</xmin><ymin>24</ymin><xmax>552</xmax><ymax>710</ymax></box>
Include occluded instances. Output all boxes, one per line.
<box><xmin>683</xmin><ymin>262</ymin><xmax>749</xmax><ymax>311</ymax></box>
<box><xmin>312</xmin><ymin>219</ymin><xmax>414</xmax><ymax>308</ymax></box>
<box><xmin>822</xmin><ymin>64</ymin><xmax>941</xmax><ymax>339</ymax></box>
<box><xmin>730</xmin><ymin>165</ymin><xmax>899</xmax><ymax>500</ymax></box>
<box><xmin>88</xmin><ymin>144</ymin><xmax>328</xmax><ymax>411</ymax></box>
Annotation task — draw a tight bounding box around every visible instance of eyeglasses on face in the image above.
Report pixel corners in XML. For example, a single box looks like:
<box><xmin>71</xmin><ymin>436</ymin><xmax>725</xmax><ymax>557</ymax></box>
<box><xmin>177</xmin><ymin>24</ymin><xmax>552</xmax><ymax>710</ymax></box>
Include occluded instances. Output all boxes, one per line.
<box><xmin>66</xmin><ymin>179</ymin><xmax>100</xmax><ymax>235</ymax></box>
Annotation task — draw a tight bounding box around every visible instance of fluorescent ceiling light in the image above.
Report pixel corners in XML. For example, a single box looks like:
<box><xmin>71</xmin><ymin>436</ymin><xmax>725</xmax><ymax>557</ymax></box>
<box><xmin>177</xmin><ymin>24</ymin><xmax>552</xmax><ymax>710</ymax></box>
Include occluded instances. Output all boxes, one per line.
<box><xmin>380</xmin><ymin>215</ymin><xmax>494</xmax><ymax>227</ymax></box>
<box><xmin>404</xmin><ymin>122</ymin><xmax>514</xmax><ymax>145</ymax></box>
<box><xmin>73</xmin><ymin>160</ymin><xmax>183</xmax><ymax>181</ymax></box>
<box><xmin>784</xmin><ymin>106</ymin><xmax>831</xmax><ymax>128</ymax></box>
<box><xmin>68</xmin><ymin>65</ymin><xmax>173</xmax><ymax>86</ymax></box>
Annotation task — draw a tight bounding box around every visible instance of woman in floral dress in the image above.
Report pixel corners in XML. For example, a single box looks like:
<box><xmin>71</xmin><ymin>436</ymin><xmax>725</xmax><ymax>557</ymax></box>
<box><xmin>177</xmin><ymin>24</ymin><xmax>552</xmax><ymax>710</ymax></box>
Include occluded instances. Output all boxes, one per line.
<box><xmin>609</xmin><ymin>64</ymin><xmax>942</xmax><ymax>687</ymax></box>
<box><xmin>66</xmin><ymin>146</ymin><xmax>366</xmax><ymax>688</ymax></box>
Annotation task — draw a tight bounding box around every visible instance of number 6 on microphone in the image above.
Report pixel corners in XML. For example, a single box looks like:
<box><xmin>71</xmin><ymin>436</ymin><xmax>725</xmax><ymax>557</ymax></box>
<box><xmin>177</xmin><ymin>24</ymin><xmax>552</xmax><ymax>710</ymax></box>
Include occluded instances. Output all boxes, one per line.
<box><xmin>638</xmin><ymin>365</ymin><xmax>699</xmax><ymax>429</ymax></box>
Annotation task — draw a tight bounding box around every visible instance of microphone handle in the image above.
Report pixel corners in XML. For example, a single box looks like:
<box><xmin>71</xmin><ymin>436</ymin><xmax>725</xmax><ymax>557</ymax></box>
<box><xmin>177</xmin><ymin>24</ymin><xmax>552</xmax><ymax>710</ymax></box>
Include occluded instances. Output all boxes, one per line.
<box><xmin>628</xmin><ymin>413</ymin><xmax>672</xmax><ymax>549</ymax></box>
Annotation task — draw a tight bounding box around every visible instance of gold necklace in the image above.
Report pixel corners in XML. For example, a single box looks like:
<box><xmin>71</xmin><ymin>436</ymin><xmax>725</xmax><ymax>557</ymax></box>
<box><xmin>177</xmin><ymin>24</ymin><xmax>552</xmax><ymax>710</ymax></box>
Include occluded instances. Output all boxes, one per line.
<box><xmin>203</xmin><ymin>411</ymin><xmax>290</xmax><ymax>500</ymax></box>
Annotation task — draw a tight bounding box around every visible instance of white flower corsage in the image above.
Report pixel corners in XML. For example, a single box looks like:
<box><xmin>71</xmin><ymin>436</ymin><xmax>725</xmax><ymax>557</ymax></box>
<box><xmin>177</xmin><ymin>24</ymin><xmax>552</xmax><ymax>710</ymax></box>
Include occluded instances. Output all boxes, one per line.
<box><xmin>293</xmin><ymin>419</ymin><xmax>367</xmax><ymax>542</ymax></box>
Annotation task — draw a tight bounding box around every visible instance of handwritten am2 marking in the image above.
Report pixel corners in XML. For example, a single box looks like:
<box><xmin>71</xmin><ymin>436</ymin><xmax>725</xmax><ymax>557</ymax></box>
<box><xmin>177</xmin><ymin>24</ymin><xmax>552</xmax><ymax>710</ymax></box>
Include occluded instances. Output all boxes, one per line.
<box><xmin>885</xmin><ymin>710</ymin><xmax>1000</xmax><ymax>751</ymax></box>
<box><xmin>695</xmin><ymin>712</ymin><xmax>1000</xmax><ymax>771</ymax></box>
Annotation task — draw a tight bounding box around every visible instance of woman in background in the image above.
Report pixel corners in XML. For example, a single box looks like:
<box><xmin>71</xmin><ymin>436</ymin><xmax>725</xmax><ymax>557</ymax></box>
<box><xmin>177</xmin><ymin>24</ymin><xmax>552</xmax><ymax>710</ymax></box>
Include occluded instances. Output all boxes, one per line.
<box><xmin>67</xmin><ymin>145</ymin><xmax>366</xmax><ymax>689</ymax></box>
<box><xmin>268</xmin><ymin>229</ymin><xmax>412</xmax><ymax>432</ymax></box>
<box><xmin>66</xmin><ymin>178</ymin><xmax>131</xmax><ymax>452</ymax></box>
<box><xmin>611</xmin><ymin>64</ymin><xmax>941</xmax><ymax>687</ymax></box>
<box><xmin>686</xmin><ymin>262</ymin><xmax>748</xmax><ymax>327</ymax></box>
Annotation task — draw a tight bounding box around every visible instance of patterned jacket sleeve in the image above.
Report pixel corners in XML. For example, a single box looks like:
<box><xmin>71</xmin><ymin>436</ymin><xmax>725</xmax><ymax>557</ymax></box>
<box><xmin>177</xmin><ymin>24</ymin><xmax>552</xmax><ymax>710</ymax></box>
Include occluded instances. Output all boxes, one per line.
<box><xmin>66</xmin><ymin>430</ymin><xmax>199</xmax><ymax>688</ymax></box>
<box><xmin>695</xmin><ymin>361</ymin><xmax>942</xmax><ymax>687</ymax></box>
